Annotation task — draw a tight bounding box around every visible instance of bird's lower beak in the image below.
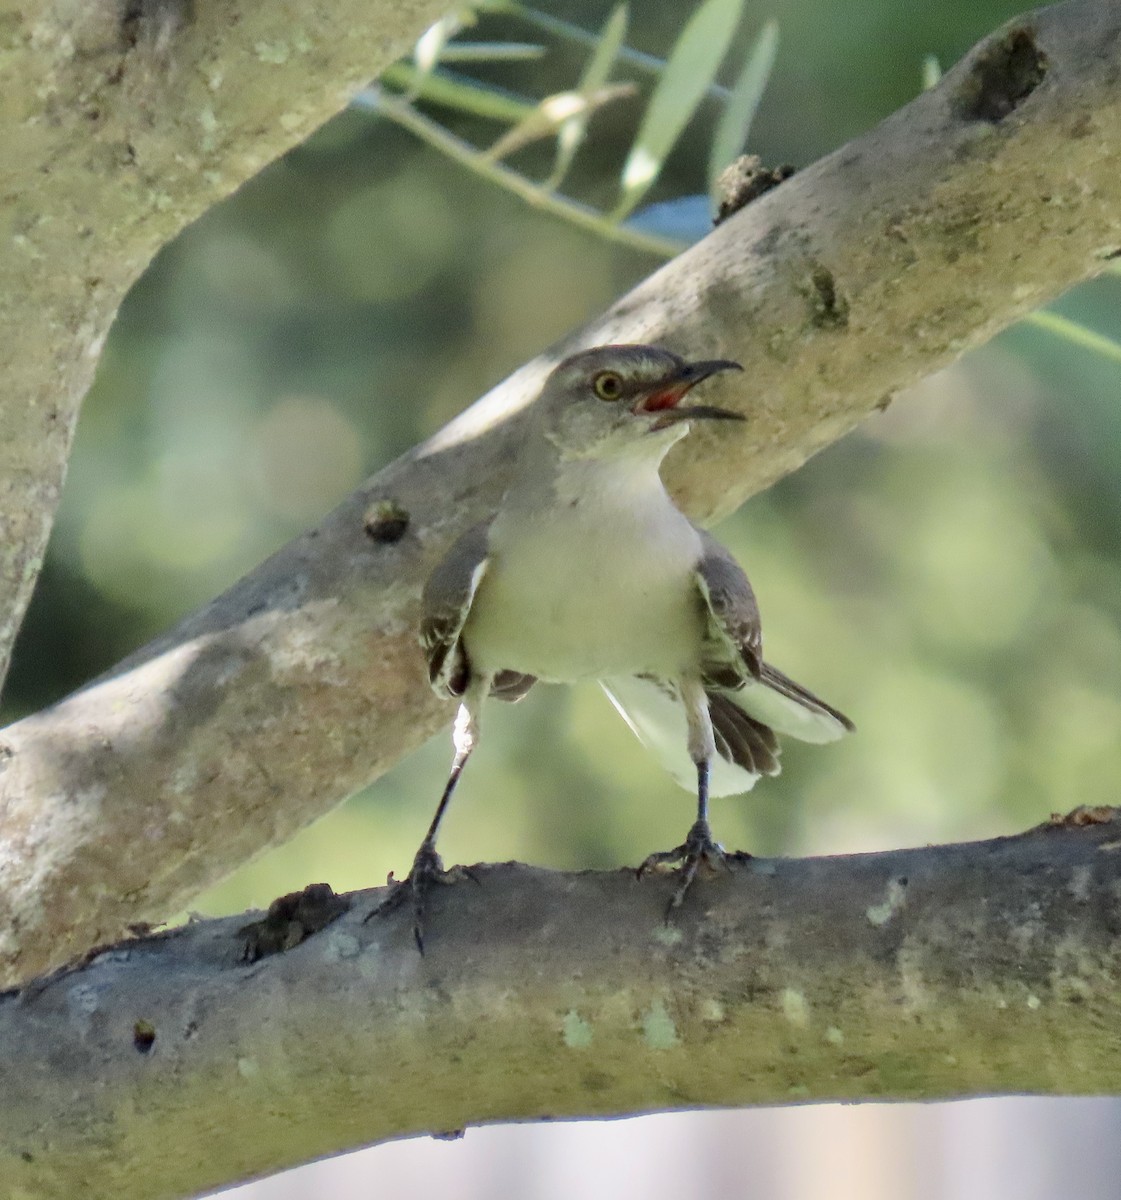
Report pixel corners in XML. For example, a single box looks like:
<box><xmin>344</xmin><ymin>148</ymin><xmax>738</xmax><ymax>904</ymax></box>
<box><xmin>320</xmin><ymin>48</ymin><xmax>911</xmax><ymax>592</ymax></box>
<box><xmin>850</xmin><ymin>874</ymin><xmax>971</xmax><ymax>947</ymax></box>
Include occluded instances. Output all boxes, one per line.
<box><xmin>632</xmin><ymin>358</ymin><xmax>745</xmax><ymax>427</ymax></box>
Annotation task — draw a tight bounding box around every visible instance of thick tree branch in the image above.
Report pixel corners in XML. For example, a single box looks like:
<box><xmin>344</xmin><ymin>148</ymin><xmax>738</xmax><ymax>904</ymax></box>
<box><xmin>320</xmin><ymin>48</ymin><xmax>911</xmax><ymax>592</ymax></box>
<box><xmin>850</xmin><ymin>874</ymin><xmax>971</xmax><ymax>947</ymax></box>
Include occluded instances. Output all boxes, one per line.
<box><xmin>4</xmin><ymin>815</ymin><xmax>1121</xmax><ymax>1200</ymax></box>
<box><xmin>0</xmin><ymin>0</ymin><xmax>448</xmax><ymax>691</ymax></box>
<box><xmin>3</xmin><ymin>0</ymin><xmax>1121</xmax><ymax>987</ymax></box>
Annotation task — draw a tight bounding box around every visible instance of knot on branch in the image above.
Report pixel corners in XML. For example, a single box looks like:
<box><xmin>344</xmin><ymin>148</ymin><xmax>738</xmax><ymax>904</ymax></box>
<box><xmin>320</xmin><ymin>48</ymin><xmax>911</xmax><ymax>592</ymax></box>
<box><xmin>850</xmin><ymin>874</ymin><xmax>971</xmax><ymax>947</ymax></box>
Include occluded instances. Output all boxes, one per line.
<box><xmin>119</xmin><ymin>0</ymin><xmax>193</xmax><ymax>53</ymax></box>
<box><xmin>806</xmin><ymin>263</ymin><xmax>849</xmax><ymax>329</ymax></box>
<box><xmin>239</xmin><ymin>883</ymin><xmax>351</xmax><ymax>963</ymax></box>
<box><xmin>955</xmin><ymin>26</ymin><xmax>1048</xmax><ymax>122</ymax></box>
<box><xmin>714</xmin><ymin>156</ymin><xmax>796</xmax><ymax>225</ymax></box>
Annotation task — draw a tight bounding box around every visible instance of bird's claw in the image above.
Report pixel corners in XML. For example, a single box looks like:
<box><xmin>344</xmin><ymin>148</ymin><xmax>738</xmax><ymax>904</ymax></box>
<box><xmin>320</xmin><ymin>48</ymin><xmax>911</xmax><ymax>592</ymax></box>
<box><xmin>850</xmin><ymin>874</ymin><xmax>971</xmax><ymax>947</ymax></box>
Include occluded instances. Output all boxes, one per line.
<box><xmin>365</xmin><ymin>841</ymin><xmax>452</xmax><ymax>953</ymax></box>
<box><xmin>638</xmin><ymin>818</ymin><xmax>730</xmax><ymax>918</ymax></box>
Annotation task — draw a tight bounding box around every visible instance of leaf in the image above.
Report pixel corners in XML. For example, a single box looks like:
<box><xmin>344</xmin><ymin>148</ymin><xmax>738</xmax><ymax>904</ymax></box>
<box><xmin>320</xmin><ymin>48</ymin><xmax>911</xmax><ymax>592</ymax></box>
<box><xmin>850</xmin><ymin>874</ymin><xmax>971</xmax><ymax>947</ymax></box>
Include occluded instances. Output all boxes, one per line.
<box><xmin>548</xmin><ymin>4</ymin><xmax>630</xmax><ymax>188</ymax></box>
<box><xmin>575</xmin><ymin>4</ymin><xmax>629</xmax><ymax>95</ymax></box>
<box><xmin>412</xmin><ymin>10</ymin><xmax>476</xmax><ymax>96</ymax></box>
<box><xmin>707</xmin><ymin>19</ymin><xmax>778</xmax><ymax>197</ymax></box>
<box><xmin>1026</xmin><ymin>311</ymin><xmax>1121</xmax><ymax>366</ymax></box>
<box><xmin>922</xmin><ymin>54</ymin><xmax>942</xmax><ymax>90</ymax></box>
<box><xmin>380</xmin><ymin>64</ymin><xmax>538</xmax><ymax>124</ymax></box>
<box><xmin>437</xmin><ymin>41</ymin><xmax>546</xmax><ymax>63</ymax></box>
<box><xmin>485</xmin><ymin>83</ymin><xmax>635</xmax><ymax>162</ymax></box>
<box><xmin>613</xmin><ymin>0</ymin><xmax>746</xmax><ymax>221</ymax></box>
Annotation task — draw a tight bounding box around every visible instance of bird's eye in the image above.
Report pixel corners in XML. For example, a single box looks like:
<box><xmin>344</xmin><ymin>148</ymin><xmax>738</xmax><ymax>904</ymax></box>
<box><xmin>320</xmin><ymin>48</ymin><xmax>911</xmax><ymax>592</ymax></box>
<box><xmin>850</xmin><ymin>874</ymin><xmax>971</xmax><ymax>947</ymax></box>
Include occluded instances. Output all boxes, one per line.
<box><xmin>592</xmin><ymin>371</ymin><xmax>624</xmax><ymax>402</ymax></box>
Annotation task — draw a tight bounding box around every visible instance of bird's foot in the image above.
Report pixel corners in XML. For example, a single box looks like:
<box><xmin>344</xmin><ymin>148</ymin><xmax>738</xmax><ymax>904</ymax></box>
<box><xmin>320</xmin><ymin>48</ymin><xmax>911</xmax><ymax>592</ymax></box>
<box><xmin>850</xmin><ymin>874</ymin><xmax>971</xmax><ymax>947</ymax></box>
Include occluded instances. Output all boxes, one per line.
<box><xmin>638</xmin><ymin>818</ymin><xmax>730</xmax><ymax>917</ymax></box>
<box><xmin>365</xmin><ymin>842</ymin><xmax>471</xmax><ymax>953</ymax></box>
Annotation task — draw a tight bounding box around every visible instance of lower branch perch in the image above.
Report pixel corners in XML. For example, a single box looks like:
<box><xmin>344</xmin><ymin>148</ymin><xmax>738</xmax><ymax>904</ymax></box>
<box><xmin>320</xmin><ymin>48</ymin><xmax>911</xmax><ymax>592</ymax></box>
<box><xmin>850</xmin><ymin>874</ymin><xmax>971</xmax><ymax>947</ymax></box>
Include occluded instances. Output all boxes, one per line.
<box><xmin>7</xmin><ymin>0</ymin><xmax>1121</xmax><ymax>989</ymax></box>
<box><xmin>4</xmin><ymin>814</ymin><xmax>1121</xmax><ymax>1200</ymax></box>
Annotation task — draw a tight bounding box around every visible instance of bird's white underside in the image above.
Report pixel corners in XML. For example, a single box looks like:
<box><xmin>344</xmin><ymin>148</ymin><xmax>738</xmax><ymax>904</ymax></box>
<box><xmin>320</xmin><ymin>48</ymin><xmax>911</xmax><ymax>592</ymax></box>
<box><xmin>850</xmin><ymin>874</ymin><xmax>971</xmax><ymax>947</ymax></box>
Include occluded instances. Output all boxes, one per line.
<box><xmin>464</xmin><ymin>454</ymin><xmax>708</xmax><ymax>682</ymax></box>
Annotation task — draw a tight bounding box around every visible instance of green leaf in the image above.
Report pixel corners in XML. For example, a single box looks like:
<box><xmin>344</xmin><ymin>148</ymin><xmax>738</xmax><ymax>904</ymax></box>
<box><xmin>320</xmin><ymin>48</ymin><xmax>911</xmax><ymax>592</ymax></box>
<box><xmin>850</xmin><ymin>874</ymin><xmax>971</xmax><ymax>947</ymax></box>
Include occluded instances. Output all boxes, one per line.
<box><xmin>503</xmin><ymin>3</ymin><xmax>739</xmax><ymax>101</ymax></box>
<box><xmin>576</xmin><ymin>5</ymin><xmax>629</xmax><ymax>100</ymax></box>
<box><xmin>437</xmin><ymin>41</ymin><xmax>546</xmax><ymax>63</ymax></box>
<box><xmin>613</xmin><ymin>0</ymin><xmax>746</xmax><ymax>221</ymax></box>
<box><xmin>485</xmin><ymin>83</ymin><xmax>634</xmax><ymax>162</ymax></box>
<box><xmin>922</xmin><ymin>54</ymin><xmax>942</xmax><ymax>90</ymax></box>
<box><xmin>1026</xmin><ymin>311</ymin><xmax>1121</xmax><ymax>366</ymax></box>
<box><xmin>413</xmin><ymin>12</ymin><xmax>473</xmax><ymax>78</ymax></box>
<box><xmin>380</xmin><ymin>63</ymin><xmax>537</xmax><ymax>123</ymax></box>
<box><xmin>707</xmin><ymin>19</ymin><xmax>778</xmax><ymax>197</ymax></box>
<box><xmin>549</xmin><ymin>4</ymin><xmax>629</xmax><ymax>189</ymax></box>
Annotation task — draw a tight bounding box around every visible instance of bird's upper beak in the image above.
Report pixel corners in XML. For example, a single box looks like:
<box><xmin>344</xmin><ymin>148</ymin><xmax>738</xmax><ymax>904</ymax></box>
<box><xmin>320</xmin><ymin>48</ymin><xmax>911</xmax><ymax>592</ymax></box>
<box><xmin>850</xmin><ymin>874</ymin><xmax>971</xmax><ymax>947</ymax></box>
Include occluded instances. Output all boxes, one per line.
<box><xmin>631</xmin><ymin>358</ymin><xmax>745</xmax><ymax>427</ymax></box>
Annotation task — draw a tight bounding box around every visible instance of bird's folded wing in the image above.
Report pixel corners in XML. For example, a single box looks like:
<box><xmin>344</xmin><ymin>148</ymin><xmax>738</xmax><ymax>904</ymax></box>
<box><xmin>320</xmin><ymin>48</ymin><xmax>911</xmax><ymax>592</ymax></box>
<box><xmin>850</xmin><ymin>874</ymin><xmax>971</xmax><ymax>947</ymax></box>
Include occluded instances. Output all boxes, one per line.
<box><xmin>420</xmin><ymin>521</ymin><xmax>492</xmax><ymax>699</ymax></box>
<box><xmin>692</xmin><ymin>528</ymin><xmax>853</xmax><ymax>743</ymax></box>
<box><xmin>420</xmin><ymin>520</ymin><xmax>536</xmax><ymax>702</ymax></box>
<box><xmin>693</xmin><ymin>529</ymin><xmax>763</xmax><ymax>688</ymax></box>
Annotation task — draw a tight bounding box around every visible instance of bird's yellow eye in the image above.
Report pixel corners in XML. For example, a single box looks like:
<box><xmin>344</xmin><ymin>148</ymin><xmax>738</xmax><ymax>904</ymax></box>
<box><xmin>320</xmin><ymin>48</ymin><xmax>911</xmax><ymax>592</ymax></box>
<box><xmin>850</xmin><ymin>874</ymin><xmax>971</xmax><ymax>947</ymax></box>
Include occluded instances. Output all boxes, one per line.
<box><xmin>593</xmin><ymin>371</ymin><xmax>624</xmax><ymax>402</ymax></box>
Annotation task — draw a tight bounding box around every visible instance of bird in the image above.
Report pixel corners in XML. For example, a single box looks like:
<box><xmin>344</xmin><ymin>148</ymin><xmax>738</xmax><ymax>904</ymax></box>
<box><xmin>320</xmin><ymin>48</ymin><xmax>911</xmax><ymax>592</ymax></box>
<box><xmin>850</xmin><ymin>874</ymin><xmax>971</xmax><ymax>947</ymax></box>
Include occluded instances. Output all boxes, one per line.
<box><xmin>383</xmin><ymin>343</ymin><xmax>853</xmax><ymax>949</ymax></box>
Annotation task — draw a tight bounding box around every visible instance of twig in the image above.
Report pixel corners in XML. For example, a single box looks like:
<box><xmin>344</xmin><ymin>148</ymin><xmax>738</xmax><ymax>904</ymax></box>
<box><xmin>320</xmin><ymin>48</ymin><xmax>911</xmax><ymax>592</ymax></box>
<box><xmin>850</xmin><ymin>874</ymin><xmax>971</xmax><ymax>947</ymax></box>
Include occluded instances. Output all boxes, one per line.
<box><xmin>366</xmin><ymin>86</ymin><xmax>685</xmax><ymax>257</ymax></box>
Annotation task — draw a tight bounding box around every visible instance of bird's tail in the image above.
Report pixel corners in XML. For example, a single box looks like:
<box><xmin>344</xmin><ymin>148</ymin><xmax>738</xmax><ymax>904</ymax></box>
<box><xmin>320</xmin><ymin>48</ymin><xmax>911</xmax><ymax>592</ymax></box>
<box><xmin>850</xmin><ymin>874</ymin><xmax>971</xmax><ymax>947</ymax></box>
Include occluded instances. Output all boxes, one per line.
<box><xmin>740</xmin><ymin>663</ymin><xmax>854</xmax><ymax>743</ymax></box>
<box><xmin>601</xmin><ymin>665</ymin><xmax>852</xmax><ymax>797</ymax></box>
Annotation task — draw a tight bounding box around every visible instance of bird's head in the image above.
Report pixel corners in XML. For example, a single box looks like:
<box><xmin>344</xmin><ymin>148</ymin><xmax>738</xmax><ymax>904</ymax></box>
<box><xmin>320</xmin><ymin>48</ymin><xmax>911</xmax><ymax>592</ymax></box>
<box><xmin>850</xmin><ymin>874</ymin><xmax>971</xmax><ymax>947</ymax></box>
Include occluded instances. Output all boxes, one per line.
<box><xmin>534</xmin><ymin>344</ymin><xmax>744</xmax><ymax>461</ymax></box>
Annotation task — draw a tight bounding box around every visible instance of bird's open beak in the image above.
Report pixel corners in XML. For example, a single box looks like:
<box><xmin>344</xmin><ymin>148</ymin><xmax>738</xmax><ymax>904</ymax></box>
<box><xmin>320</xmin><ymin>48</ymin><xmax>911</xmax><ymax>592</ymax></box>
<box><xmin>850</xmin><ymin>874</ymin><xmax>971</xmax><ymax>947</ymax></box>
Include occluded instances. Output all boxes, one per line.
<box><xmin>632</xmin><ymin>358</ymin><xmax>744</xmax><ymax>427</ymax></box>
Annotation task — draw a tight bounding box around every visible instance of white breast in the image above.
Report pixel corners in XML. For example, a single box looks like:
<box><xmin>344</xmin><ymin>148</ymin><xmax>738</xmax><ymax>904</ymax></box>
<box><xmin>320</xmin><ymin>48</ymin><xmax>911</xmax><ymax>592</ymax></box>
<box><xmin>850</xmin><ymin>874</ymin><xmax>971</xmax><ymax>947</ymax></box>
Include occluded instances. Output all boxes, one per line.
<box><xmin>464</xmin><ymin>459</ymin><xmax>705</xmax><ymax>683</ymax></box>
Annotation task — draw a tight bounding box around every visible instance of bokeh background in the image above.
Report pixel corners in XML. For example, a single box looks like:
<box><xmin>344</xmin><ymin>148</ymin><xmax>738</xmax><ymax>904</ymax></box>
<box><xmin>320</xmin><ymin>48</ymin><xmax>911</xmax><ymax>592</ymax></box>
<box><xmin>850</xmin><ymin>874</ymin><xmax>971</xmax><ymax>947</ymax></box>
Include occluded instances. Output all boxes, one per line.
<box><xmin>6</xmin><ymin>0</ymin><xmax>1121</xmax><ymax>1195</ymax></box>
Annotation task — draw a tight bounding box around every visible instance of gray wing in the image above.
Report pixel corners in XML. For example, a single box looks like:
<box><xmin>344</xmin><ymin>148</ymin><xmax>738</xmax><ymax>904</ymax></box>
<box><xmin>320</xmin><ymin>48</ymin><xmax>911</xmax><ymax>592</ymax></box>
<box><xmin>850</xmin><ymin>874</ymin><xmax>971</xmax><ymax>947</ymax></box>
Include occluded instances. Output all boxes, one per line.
<box><xmin>420</xmin><ymin>521</ymin><xmax>535</xmax><ymax>702</ymax></box>
<box><xmin>693</xmin><ymin>528</ymin><xmax>854</xmax><ymax>742</ymax></box>
<box><xmin>694</xmin><ymin>528</ymin><xmax>763</xmax><ymax>688</ymax></box>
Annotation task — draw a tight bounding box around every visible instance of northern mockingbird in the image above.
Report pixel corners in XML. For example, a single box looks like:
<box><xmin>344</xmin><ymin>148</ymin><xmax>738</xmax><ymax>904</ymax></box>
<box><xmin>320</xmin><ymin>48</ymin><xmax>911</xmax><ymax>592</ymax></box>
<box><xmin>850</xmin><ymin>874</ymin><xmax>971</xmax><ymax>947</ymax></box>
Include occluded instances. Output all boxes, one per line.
<box><xmin>385</xmin><ymin>344</ymin><xmax>852</xmax><ymax>948</ymax></box>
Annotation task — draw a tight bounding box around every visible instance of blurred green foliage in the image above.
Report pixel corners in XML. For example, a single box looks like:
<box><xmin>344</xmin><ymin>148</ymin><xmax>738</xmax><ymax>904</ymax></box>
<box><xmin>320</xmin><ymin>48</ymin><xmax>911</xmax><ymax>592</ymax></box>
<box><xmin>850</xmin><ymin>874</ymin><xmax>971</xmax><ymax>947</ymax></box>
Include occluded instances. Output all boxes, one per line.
<box><xmin>6</xmin><ymin>0</ymin><xmax>1120</xmax><ymax>921</ymax></box>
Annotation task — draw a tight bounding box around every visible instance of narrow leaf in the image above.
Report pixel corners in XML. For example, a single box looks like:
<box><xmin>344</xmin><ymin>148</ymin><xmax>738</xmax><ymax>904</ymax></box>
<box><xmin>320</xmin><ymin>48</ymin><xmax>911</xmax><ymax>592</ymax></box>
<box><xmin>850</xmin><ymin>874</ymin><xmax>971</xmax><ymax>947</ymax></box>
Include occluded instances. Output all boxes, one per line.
<box><xmin>486</xmin><ymin>83</ymin><xmax>634</xmax><ymax>162</ymax></box>
<box><xmin>549</xmin><ymin>4</ymin><xmax>630</xmax><ymax>189</ymax></box>
<box><xmin>437</xmin><ymin>42</ymin><xmax>546</xmax><ymax>63</ymax></box>
<box><xmin>922</xmin><ymin>54</ymin><xmax>942</xmax><ymax>90</ymax></box>
<box><xmin>613</xmin><ymin>0</ymin><xmax>746</xmax><ymax>221</ymax></box>
<box><xmin>380</xmin><ymin>63</ymin><xmax>538</xmax><ymax>123</ymax></box>
<box><xmin>505</xmin><ymin>3</ymin><xmax>730</xmax><ymax>95</ymax></box>
<box><xmin>578</xmin><ymin>4</ymin><xmax>629</xmax><ymax>96</ymax></box>
<box><xmin>1026</xmin><ymin>311</ymin><xmax>1121</xmax><ymax>366</ymax></box>
<box><xmin>707</xmin><ymin>19</ymin><xmax>778</xmax><ymax>197</ymax></box>
<box><xmin>412</xmin><ymin>10</ymin><xmax>475</xmax><ymax>95</ymax></box>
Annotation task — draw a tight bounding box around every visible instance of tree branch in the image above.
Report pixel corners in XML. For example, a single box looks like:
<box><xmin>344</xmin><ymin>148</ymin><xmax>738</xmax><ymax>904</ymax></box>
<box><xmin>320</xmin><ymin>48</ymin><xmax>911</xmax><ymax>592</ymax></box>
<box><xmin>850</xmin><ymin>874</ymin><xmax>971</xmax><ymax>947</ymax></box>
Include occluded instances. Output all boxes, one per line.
<box><xmin>4</xmin><ymin>0</ymin><xmax>1121</xmax><ymax>987</ymax></box>
<box><xmin>4</xmin><ymin>815</ymin><xmax>1121</xmax><ymax>1199</ymax></box>
<box><xmin>0</xmin><ymin>0</ymin><xmax>450</xmax><ymax>692</ymax></box>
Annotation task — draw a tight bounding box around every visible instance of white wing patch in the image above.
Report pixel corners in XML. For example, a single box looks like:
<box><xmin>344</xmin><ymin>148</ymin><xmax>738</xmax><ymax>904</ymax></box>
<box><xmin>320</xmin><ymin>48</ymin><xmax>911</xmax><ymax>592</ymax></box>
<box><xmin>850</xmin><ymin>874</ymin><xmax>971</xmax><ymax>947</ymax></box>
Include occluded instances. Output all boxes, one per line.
<box><xmin>601</xmin><ymin>676</ymin><xmax>761</xmax><ymax>797</ymax></box>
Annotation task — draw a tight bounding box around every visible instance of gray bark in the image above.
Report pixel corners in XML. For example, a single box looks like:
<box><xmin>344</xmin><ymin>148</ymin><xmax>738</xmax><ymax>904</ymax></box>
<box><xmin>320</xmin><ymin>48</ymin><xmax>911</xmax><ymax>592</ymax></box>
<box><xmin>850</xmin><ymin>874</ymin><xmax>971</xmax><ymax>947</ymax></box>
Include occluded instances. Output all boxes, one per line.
<box><xmin>0</xmin><ymin>0</ymin><xmax>448</xmax><ymax>693</ymax></box>
<box><xmin>3</xmin><ymin>0</ymin><xmax>1121</xmax><ymax>988</ymax></box>
<box><xmin>3</xmin><ymin>814</ymin><xmax>1120</xmax><ymax>1200</ymax></box>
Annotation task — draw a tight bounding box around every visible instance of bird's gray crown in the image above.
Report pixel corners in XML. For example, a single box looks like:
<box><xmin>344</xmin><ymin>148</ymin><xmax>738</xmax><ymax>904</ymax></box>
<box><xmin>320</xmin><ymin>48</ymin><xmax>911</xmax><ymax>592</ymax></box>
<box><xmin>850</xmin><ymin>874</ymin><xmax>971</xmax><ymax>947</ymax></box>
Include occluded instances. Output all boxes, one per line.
<box><xmin>531</xmin><ymin>343</ymin><xmax>742</xmax><ymax>462</ymax></box>
<box><xmin>545</xmin><ymin>344</ymin><xmax>689</xmax><ymax>398</ymax></box>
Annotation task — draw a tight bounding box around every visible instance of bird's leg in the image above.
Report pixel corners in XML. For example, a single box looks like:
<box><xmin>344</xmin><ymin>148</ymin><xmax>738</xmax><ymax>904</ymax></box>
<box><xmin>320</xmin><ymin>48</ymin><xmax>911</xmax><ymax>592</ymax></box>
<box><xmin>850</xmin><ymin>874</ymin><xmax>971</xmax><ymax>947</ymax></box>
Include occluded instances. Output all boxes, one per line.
<box><xmin>638</xmin><ymin>680</ymin><xmax>727</xmax><ymax>915</ymax></box>
<box><xmin>368</xmin><ymin>678</ymin><xmax>488</xmax><ymax>952</ymax></box>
